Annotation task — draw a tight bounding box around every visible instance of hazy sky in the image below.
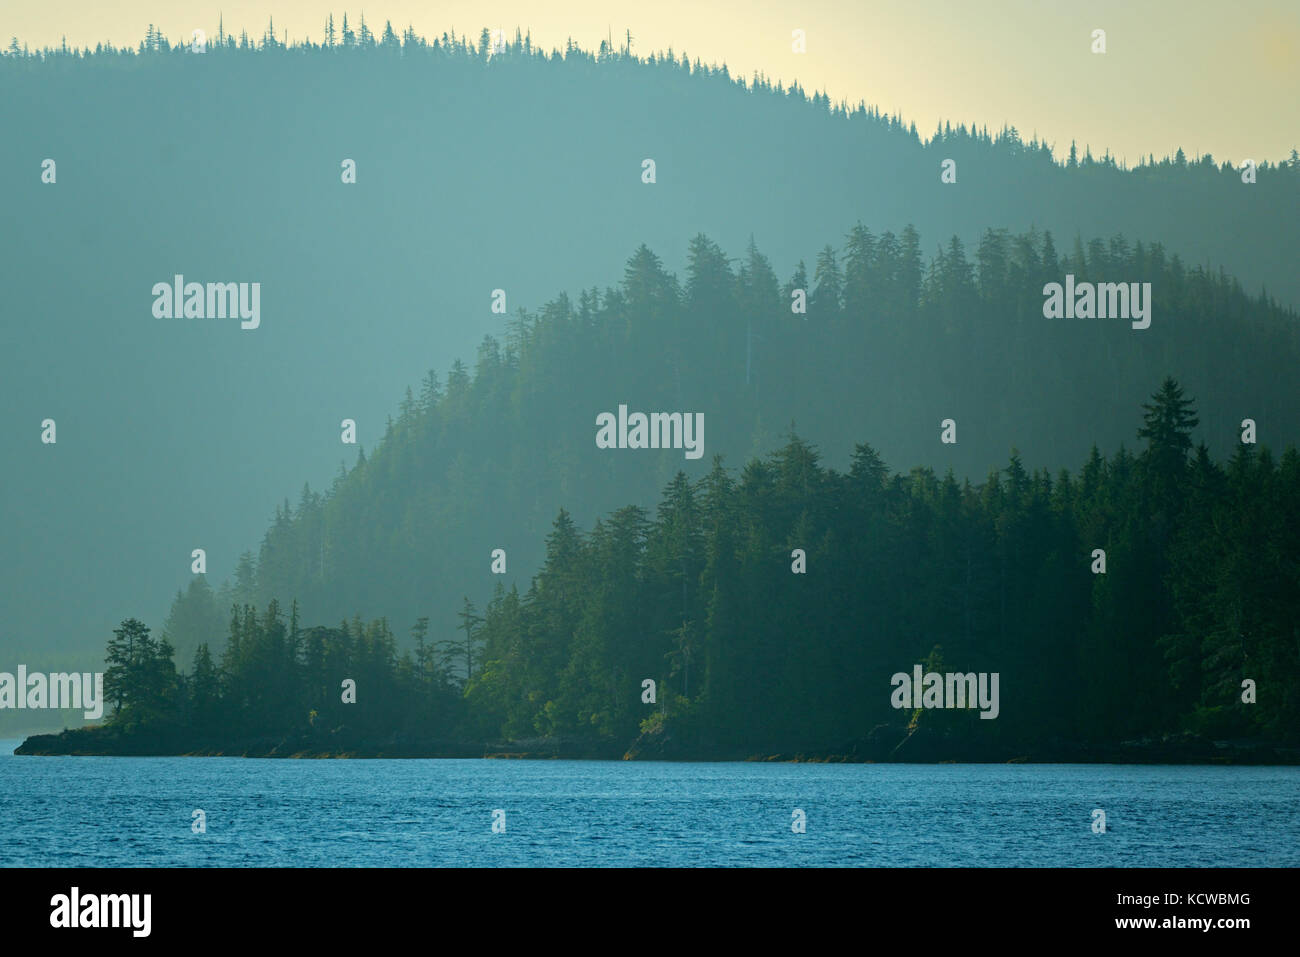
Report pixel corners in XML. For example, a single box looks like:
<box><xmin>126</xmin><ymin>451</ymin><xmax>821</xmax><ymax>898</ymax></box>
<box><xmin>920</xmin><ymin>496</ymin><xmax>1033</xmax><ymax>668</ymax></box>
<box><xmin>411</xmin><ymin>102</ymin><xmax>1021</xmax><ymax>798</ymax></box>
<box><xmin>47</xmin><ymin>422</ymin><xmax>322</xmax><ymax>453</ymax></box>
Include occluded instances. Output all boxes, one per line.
<box><xmin>6</xmin><ymin>1</ymin><xmax>1298</xmax><ymax>164</ymax></box>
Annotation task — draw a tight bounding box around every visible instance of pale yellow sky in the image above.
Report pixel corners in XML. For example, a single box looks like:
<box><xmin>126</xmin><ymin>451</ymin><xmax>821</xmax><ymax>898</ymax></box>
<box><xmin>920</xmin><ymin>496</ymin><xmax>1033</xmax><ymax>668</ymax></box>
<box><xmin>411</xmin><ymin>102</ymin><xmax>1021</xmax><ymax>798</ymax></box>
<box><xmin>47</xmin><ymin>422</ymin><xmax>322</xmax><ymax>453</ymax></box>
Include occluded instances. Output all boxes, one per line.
<box><xmin>6</xmin><ymin>1</ymin><xmax>1297</xmax><ymax>164</ymax></box>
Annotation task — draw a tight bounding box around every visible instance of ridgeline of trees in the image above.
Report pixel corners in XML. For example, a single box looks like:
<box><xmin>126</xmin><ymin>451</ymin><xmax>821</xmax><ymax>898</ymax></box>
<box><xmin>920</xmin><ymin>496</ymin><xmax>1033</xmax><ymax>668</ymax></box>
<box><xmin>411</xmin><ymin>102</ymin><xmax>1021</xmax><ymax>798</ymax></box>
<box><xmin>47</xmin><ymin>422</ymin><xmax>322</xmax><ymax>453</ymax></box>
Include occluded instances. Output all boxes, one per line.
<box><xmin>52</xmin><ymin>378</ymin><xmax>1297</xmax><ymax>760</ymax></box>
<box><xmin>7</xmin><ymin>20</ymin><xmax>1298</xmax><ymax>184</ymax></box>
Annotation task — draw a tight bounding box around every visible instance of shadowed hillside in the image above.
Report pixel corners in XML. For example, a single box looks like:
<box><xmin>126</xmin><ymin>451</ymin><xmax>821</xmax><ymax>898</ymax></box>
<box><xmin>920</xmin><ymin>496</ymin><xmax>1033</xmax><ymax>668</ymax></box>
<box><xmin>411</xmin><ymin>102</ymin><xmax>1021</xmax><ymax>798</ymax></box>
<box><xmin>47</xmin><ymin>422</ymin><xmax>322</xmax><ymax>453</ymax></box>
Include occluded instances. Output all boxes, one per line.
<box><xmin>155</xmin><ymin>227</ymin><xmax>1300</xmax><ymax>674</ymax></box>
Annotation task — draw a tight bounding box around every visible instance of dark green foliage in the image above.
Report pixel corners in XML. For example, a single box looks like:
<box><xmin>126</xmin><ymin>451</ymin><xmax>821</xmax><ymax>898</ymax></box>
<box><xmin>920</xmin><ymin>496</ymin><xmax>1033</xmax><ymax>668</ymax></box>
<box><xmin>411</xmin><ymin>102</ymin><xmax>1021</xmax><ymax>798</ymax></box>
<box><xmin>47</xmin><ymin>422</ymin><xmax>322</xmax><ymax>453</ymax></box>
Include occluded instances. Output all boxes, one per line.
<box><xmin>106</xmin><ymin>601</ymin><xmax>466</xmax><ymax>742</ymax></box>
<box><xmin>103</xmin><ymin>618</ymin><xmax>179</xmax><ymax>732</ymax></box>
<box><xmin>457</xmin><ymin>385</ymin><xmax>1298</xmax><ymax>750</ymax></box>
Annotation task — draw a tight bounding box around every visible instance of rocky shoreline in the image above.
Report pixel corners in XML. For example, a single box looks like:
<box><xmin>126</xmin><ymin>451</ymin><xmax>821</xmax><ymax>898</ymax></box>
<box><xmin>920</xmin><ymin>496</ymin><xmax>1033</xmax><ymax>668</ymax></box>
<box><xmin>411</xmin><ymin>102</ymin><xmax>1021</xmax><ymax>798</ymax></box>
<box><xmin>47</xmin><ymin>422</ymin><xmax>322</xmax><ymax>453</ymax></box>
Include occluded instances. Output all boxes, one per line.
<box><xmin>14</xmin><ymin>723</ymin><xmax>1300</xmax><ymax>764</ymax></box>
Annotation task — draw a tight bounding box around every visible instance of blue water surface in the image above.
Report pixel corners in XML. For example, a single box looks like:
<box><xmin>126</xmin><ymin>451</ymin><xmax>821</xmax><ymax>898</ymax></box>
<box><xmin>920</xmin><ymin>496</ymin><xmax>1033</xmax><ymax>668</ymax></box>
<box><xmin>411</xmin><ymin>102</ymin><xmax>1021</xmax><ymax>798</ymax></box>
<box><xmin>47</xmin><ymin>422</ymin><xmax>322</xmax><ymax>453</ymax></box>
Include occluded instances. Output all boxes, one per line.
<box><xmin>1</xmin><ymin>740</ymin><xmax>1294</xmax><ymax>866</ymax></box>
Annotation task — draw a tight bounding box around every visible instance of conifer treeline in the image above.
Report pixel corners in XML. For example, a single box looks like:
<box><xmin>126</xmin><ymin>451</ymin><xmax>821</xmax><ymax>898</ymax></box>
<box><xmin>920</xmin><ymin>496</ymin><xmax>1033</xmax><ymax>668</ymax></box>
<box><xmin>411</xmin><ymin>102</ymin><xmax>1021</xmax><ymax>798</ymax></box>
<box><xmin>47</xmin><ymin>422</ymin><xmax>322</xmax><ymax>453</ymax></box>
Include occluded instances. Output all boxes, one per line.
<box><xmin>5</xmin><ymin>22</ymin><xmax>1297</xmax><ymax>179</ymax></box>
<box><xmin>104</xmin><ymin>378</ymin><xmax>1299</xmax><ymax>754</ymax></box>
<box><xmin>102</xmin><ymin>608</ymin><xmax>462</xmax><ymax>745</ymax></box>
<box><xmin>468</xmin><ymin>381</ymin><xmax>1300</xmax><ymax>750</ymax></box>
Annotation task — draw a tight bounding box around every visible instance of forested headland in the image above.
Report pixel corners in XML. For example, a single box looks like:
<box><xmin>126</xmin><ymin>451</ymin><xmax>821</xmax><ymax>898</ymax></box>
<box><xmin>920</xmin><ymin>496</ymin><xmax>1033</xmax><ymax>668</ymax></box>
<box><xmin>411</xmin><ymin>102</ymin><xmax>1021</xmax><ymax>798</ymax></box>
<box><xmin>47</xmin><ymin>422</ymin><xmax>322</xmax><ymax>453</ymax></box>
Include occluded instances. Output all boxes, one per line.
<box><xmin>20</xmin><ymin>376</ymin><xmax>1300</xmax><ymax>762</ymax></box>
<box><xmin>7</xmin><ymin>24</ymin><xmax>1299</xmax><ymax>754</ymax></box>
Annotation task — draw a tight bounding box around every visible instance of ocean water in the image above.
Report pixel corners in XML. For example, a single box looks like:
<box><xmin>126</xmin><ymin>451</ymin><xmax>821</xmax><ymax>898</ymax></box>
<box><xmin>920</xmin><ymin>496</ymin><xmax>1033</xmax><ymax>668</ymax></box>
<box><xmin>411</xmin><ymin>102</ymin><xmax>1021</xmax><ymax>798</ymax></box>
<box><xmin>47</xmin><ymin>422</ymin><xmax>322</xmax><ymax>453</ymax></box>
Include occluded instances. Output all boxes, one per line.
<box><xmin>1</xmin><ymin>740</ymin><xmax>1295</xmax><ymax>866</ymax></box>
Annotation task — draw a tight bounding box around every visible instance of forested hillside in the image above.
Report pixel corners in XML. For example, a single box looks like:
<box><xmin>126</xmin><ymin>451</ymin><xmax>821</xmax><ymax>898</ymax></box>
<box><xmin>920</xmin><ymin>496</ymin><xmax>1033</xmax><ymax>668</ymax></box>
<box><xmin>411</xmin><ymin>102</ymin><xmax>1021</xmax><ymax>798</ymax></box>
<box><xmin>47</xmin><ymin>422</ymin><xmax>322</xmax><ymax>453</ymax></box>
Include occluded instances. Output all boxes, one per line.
<box><xmin>3</xmin><ymin>25</ymin><xmax>1298</xmax><ymax>673</ymax></box>
<box><xmin>63</xmin><ymin>379</ymin><xmax>1299</xmax><ymax>759</ymax></box>
<box><xmin>154</xmin><ymin>226</ymin><xmax>1300</xmax><ymax>671</ymax></box>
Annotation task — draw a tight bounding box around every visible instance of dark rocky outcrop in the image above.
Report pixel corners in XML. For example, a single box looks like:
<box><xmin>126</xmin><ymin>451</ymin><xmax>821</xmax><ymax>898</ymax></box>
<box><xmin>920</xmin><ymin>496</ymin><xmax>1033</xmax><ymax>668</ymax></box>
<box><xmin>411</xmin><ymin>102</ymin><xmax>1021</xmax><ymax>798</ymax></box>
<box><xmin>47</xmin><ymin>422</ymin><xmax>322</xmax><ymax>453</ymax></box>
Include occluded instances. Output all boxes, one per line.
<box><xmin>16</xmin><ymin>724</ymin><xmax>1300</xmax><ymax>764</ymax></box>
